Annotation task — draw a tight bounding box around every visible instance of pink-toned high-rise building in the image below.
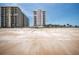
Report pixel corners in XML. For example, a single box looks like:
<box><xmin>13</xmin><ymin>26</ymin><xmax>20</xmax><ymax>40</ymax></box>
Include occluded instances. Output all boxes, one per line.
<box><xmin>33</xmin><ymin>9</ymin><xmax>45</xmax><ymax>27</ymax></box>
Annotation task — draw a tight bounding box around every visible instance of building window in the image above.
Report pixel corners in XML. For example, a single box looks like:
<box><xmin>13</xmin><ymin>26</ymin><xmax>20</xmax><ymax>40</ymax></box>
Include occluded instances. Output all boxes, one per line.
<box><xmin>1</xmin><ymin>16</ymin><xmax>5</xmax><ymax>27</ymax></box>
<box><xmin>11</xmin><ymin>16</ymin><xmax>15</xmax><ymax>27</ymax></box>
<box><xmin>34</xmin><ymin>11</ymin><xmax>37</xmax><ymax>15</ymax></box>
<box><xmin>15</xmin><ymin>16</ymin><xmax>17</xmax><ymax>27</ymax></box>
<box><xmin>1</xmin><ymin>7</ymin><xmax>4</xmax><ymax>16</ymax></box>
<box><xmin>34</xmin><ymin>16</ymin><xmax>37</xmax><ymax>26</ymax></box>
<box><xmin>5</xmin><ymin>7</ymin><xmax>8</xmax><ymax>14</ymax></box>
<box><xmin>11</xmin><ymin>7</ymin><xmax>14</xmax><ymax>15</ymax></box>
<box><xmin>5</xmin><ymin>16</ymin><xmax>8</xmax><ymax>27</ymax></box>
<box><xmin>43</xmin><ymin>11</ymin><xmax>45</xmax><ymax>25</ymax></box>
<box><xmin>15</xmin><ymin>8</ymin><xmax>17</xmax><ymax>13</ymax></box>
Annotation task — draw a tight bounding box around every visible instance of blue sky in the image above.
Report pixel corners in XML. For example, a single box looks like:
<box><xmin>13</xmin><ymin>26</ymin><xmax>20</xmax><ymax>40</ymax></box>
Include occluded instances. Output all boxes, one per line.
<box><xmin>0</xmin><ymin>3</ymin><xmax>79</xmax><ymax>26</ymax></box>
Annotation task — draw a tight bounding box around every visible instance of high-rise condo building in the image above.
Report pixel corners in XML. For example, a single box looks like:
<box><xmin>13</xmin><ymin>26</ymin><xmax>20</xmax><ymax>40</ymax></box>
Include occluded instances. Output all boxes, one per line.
<box><xmin>0</xmin><ymin>7</ymin><xmax>29</xmax><ymax>28</ymax></box>
<box><xmin>33</xmin><ymin>9</ymin><xmax>45</xmax><ymax>27</ymax></box>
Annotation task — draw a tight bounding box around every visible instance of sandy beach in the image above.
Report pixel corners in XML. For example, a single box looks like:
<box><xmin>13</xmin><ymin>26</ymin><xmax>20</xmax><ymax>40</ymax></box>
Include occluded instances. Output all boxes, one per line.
<box><xmin>0</xmin><ymin>28</ymin><xmax>79</xmax><ymax>55</ymax></box>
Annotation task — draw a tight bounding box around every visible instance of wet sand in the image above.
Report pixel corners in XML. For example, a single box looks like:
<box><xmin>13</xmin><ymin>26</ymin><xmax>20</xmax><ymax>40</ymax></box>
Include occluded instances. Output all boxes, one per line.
<box><xmin>0</xmin><ymin>28</ymin><xmax>79</xmax><ymax>55</ymax></box>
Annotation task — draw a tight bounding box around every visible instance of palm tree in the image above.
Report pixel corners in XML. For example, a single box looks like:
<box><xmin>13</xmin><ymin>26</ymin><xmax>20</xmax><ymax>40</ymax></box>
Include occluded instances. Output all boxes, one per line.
<box><xmin>67</xmin><ymin>24</ymin><xmax>69</xmax><ymax>26</ymax></box>
<box><xmin>63</xmin><ymin>25</ymin><xmax>66</xmax><ymax>27</ymax></box>
<box><xmin>75</xmin><ymin>25</ymin><xmax>78</xmax><ymax>28</ymax></box>
<box><xmin>69</xmin><ymin>25</ymin><xmax>72</xmax><ymax>27</ymax></box>
<box><xmin>67</xmin><ymin>24</ymin><xmax>70</xmax><ymax>27</ymax></box>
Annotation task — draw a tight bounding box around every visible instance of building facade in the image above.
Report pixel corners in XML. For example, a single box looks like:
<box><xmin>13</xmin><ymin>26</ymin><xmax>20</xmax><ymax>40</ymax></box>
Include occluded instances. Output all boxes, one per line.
<box><xmin>33</xmin><ymin>9</ymin><xmax>45</xmax><ymax>27</ymax></box>
<box><xmin>0</xmin><ymin>7</ymin><xmax>29</xmax><ymax>28</ymax></box>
